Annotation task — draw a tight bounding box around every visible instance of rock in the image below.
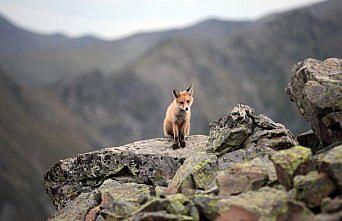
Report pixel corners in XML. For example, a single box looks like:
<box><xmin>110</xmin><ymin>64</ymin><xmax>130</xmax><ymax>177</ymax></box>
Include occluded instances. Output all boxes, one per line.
<box><xmin>130</xmin><ymin>211</ymin><xmax>194</xmax><ymax>221</ymax></box>
<box><xmin>315</xmin><ymin>211</ymin><xmax>342</xmax><ymax>221</ymax></box>
<box><xmin>132</xmin><ymin>194</ymin><xmax>199</xmax><ymax>221</ymax></box>
<box><xmin>48</xmin><ymin>192</ymin><xmax>100</xmax><ymax>221</ymax></box>
<box><xmin>270</xmin><ymin>146</ymin><xmax>313</xmax><ymax>189</ymax></box>
<box><xmin>166</xmin><ymin>153</ymin><xmax>218</xmax><ymax>194</ymax></box>
<box><xmin>321</xmin><ymin>196</ymin><xmax>342</xmax><ymax>213</ymax></box>
<box><xmin>316</xmin><ymin>144</ymin><xmax>342</xmax><ymax>191</ymax></box>
<box><xmin>98</xmin><ymin>179</ymin><xmax>151</xmax><ymax>206</ymax></box>
<box><xmin>216</xmin><ymin>157</ymin><xmax>277</xmax><ymax>195</ymax></box>
<box><xmin>85</xmin><ymin>192</ymin><xmax>137</xmax><ymax>221</ymax></box>
<box><xmin>44</xmin><ymin>135</ymin><xmax>208</xmax><ymax>209</ymax></box>
<box><xmin>293</xmin><ymin>171</ymin><xmax>336</xmax><ymax>208</ymax></box>
<box><xmin>286</xmin><ymin>58</ymin><xmax>342</xmax><ymax>146</ymax></box>
<box><xmin>193</xmin><ymin>187</ymin><xmax>314</xmax><ymax>220</ymax></box>
<box><xmin>296</xmin><ymin>130</ymin><xmax>321</xmax><ymax>152</ymax></box>
<box><xmin>208</xmin><ymin>104</ymin><xmax>297</xmax><ymax>156</ymax></box>
<box><xmin>217</xmin><ymin>146</ymin><xmax>276</xmax><ymax>169</ymax></box>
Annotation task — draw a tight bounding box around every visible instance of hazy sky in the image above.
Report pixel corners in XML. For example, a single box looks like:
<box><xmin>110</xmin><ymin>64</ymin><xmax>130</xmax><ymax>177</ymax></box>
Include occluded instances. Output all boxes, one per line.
<box><xmin>0</xmin><ymin>0</ymin><xmax>325</xmax><ymax>39</ymax></box>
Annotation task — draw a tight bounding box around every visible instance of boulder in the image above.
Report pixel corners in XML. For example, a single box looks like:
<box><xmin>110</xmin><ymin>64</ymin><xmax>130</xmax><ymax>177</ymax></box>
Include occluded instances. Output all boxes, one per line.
<box><xmin>216</xmin><ymin>157</ymin><xmax>277</xmax><ymax>195</ymax></box>
<box><xmin>208</xmin><ymin>104</ymin><xmax>297</xmax><ymax>156</ymax></box>
<box><xmin>316</xmin><ymin>144</ymin><xmax>342</xmax><ymax>191</ymax></box>
<box><xmin>293</xmin><ymin>171</ymin><xmax>336</xmax><ymax>208</ymax></box>
<box><xmin>44</xmin><ymin>135</ymin><xmax>208</xmax><ymax>209</ymax></box>
<box><xmin>193</xmin><ymin>187</ymin><xmax>314</xmax><ymax>220</ymax></box>
<box><xmin>270</xmin><ymin>146</ymin><xmax>312</xmax><ymax>189</ymax></box>
<box><xmin>166</xmin><ymin>153</ymin><xmax>218</xmax><ymax>194</ymax></box>
<box><xmin>286</xmin><ymin>58</ymin><xmax>342</xmax><ymax>146</ymax></box>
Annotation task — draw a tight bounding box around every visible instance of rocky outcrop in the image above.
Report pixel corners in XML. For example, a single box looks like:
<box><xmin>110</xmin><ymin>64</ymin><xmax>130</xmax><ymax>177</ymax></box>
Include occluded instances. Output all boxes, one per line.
<box><xmin>44</xmin><ymin>135</ymin><xmax>208</xmax><ymax>209</ymax></box>
<box><xmin>208</xmin><ymin>104</ymin><xmax>297</xmax><ymax>169</ymax></box>
<box><xmin>44</xmin><ymin>57</ymin><xmax>342</xmax><ymax>221</ymax></box>
<box><xmin>286</xmin><ymin>58</ymin><xmax>342</xmax><ymax>146</ymax></box>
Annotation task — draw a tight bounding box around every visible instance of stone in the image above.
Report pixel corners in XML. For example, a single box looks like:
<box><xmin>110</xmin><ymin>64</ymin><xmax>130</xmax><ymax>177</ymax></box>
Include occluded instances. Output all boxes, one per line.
<box><xmin>129</xmin><ymin>211</ymin><xmax>194</xmax><ymax>221</ymax></box>
<box><xmin>270</xmin><ymin>146</ymin><xmax>312</xmax><ymax>189</ymax></box>
<box><xmin>216</xmin><ymin>157</ymin><xmax>277</xmax><ymax>195</ymax></box>
<box><xmin>293</xmin><ymin>171</ymin><xmax>336</xmax><ymax>208</ymax></box>
<box><xmin>208</xmin><ymin>104</ymin><xmax>297</xmax><ymax>156</ymax></box>
<box><xmin>166</xmin><ymin>153</ymin><xmax>218</xmax><ymax>194</ymax></box>
<box><xmin>315</xmin><ymin>212</ymin><xmax>342</xmax><ymax>221</ymax></box>
<box><xmin>193</xmin><ymin>187</ymin><xmax>314</xmax><ymax>220</ymax></box>
<box><xmin>98</xmin><ymin>179</ymin><xmax>151</xmax><ymax>206</ymax></box>
<box><xmin>132</xmin><ymin>194</ymin><xmax>199</xmax><ymax>221</ymax></box>
<box><xmin>85</xmin><ymin>192</ymin><xmax>137</xmax><ymax>221</ymax></box>
<box><xmin>48</xmin><ymin>192</ymin><xmax>100</xmax><ymax>221</ymax></box>
<box><xmin>286</xmin><ymin>58</ymin><xmax>342</xmax><ymax>146</ymax></box>
<box><xmin>316</xmin><ymin>144</ymin><xmax>342</xmax><ymax>191</ymax></box>
<box><xmin>44</xmin><ymin>135</ymin><xmax>209</xmax><ymax>209</ymax></box>
<box><xmin>321</xmin><ymin>196</ymin><xmax>342</xmax><ymax>214</ymax></box>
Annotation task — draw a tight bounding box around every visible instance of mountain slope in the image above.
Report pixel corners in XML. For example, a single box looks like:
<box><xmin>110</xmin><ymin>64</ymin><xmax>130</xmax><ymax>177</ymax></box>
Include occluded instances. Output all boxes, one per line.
<box><xmin>0</xmin><ymin>69</ymin><xmax>101</xmax><ymax>221</ymax></box>
<box><xmin>56</xmin><ymin>0</ymin><xmax>342</xmax><ymax>146</ymax></box>
<box><xmin>0</xmin><ymin>14</ymin><xmax>250</xmax><ymax>85</ymax></box>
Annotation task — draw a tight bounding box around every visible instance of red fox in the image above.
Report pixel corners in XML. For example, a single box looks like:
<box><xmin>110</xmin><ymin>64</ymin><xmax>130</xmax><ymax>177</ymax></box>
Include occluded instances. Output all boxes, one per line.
<box><xmin>163</xmin><ymin>85</ymin><xmax>194</xmax><ymax>149</ymax></box>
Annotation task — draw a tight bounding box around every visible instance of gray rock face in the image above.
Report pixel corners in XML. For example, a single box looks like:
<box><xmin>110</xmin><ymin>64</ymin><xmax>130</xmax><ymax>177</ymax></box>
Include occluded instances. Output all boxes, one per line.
<box><xmin>286</xmin><ymin>58</ymin><xmax>342</xmax><ymax>146</ymax></box>
<box><xmin>207</xmin><ymin>104</ymin><xmax>297</xmax><ymax>158</ymax></box>
<box><xmin>44</xmin><ymin>135</ymin><xmax>208</xmax><ymax>209</ymax></box>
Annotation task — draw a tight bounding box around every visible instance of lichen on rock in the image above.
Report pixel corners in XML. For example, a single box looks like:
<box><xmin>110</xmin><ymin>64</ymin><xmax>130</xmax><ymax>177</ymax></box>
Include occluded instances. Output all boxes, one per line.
<box><xmin>270</xmin><ymin>146</ymin><xmax>313</xmax><ymax>189</ymax></box>
<box><xmin>208</xmin><ymin>104</ymin><xmax>297</xmax><ymax>157</ymax></box>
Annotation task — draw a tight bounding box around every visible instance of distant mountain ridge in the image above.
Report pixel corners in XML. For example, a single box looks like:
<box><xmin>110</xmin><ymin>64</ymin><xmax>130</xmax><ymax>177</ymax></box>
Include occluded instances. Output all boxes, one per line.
<box><xmin>0</xmin><ymin>14</ymin><xmax>251</xmax><ymax>85</ymax></box>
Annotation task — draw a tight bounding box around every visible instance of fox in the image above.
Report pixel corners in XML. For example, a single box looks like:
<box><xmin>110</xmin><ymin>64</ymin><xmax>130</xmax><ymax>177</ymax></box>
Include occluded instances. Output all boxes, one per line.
<box><xmin>163</xmin><ymin>85</ymin><xmax>194</xmax><ymax>149</ymax></box>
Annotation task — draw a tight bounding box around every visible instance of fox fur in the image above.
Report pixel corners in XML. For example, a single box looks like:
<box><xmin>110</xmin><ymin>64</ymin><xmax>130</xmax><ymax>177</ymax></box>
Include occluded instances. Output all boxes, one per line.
<box><xmin>163</xmin><ymin>85</ymin><xmax>194</xmax><ymax>148</ymax></box>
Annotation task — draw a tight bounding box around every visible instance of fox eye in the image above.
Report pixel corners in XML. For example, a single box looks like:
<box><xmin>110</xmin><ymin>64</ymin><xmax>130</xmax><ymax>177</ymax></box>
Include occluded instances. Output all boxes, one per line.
<box><xmin>179</xmin><ymin>101</ymin><xmax>184</xmax><ymax>104</ymax></box>
<box><xmin>187</xmin><ymin>100</ymin><xmax>190</xmax><ymax>103</ymax></box>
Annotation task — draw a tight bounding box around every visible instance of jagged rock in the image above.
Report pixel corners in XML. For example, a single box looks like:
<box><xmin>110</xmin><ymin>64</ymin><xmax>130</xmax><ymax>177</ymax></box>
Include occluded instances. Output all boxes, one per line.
<box><xmin>166</xmin><ymin>153</ymin><xmax>218</xmax><ymax>194</ymax></box>
<box><xmin>193</xmin><ymin>187</ymin><xmax>314</xmax><ymax>220</ymax></box>
<box><xmin>316</xmin><ymin>144</ymin><xmax>342</xmax><ymax>191</ymax></box>
<box><xmin>44</xmin><ymin>135</ymin><xmax>208</xmax><ymax>209</ymax></box>
<box><xmin>296</xmin><ymin>130</ymin><xmax>321</xmax><ymax>152</ymax></box>
<box><xmin>270</xmin><ymin>146</ymin><xmax>312</xmax><ymax>189</ymax></box>
<box><xmin>286</xmin><ymin>58</ymin><xmax>342</xmax><ymax>146</ymax></box>
<box><xmin>216</xmin><ymin>157</ymin><xmax>277</xmax><ymax>195</ymax></box>
<box><xmin>208</xmin><ymin>104</ymin><xmax>297</xmax><ymax>156</ymax></box>
<box><xmin>293</xmin><ymin>171</ymin><xmax>336</xmax><ymax>208</ymax></box>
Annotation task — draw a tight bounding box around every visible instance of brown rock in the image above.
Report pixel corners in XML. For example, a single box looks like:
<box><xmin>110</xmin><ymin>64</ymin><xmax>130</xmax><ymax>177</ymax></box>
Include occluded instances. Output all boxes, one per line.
<box><xmin>293</xmin><ymin>171</ymin><xmax>336</xmax><ymax>208</ymax></box>
<box><xmin>316</xmin><ymin>144</ymin><xmax>342</xmax><ymax>191</ymax></box>
<box><xmin>270</xmin><ymin>146</ymin><xmax>312</xmax><ymax>189</ymax></box>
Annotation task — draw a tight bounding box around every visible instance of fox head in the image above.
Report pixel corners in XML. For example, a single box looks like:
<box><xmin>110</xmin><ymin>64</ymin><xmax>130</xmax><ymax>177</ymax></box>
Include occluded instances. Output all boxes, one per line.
<box><xmin>172</xmin><ymin>85</ymin><xmax>194</xmax><ymax>111</ymax></box>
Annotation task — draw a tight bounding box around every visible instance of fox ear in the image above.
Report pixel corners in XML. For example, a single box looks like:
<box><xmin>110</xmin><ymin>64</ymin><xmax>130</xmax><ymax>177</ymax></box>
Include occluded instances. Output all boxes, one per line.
<box><xmin>186</xmin><ymin>85</ymin><xmax>194</xmax><ymax>96</ymax></box>
<box><xmin>173</xmin><ymin>89</ymin><xmax>180</xmax><ymax>98</ymax></box>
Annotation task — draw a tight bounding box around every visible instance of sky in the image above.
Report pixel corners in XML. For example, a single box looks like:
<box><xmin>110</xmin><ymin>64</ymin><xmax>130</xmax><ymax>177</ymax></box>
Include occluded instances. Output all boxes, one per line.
<box><xmin>0</xmin><ymin>0</ymin><xmax>325</xmax><ymax>40</ymax></box>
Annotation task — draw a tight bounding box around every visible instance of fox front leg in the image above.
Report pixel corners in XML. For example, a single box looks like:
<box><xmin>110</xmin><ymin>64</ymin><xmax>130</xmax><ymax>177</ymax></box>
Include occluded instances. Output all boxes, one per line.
<box><xmin>172</xmin><ymin>122</ymin><xmax>179</xmax><ymax>149</ymax></box>
<box><xmin>179</xmin><ymin>124</ymin><xmax>186</xmax><ymax>148</ymax></box>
